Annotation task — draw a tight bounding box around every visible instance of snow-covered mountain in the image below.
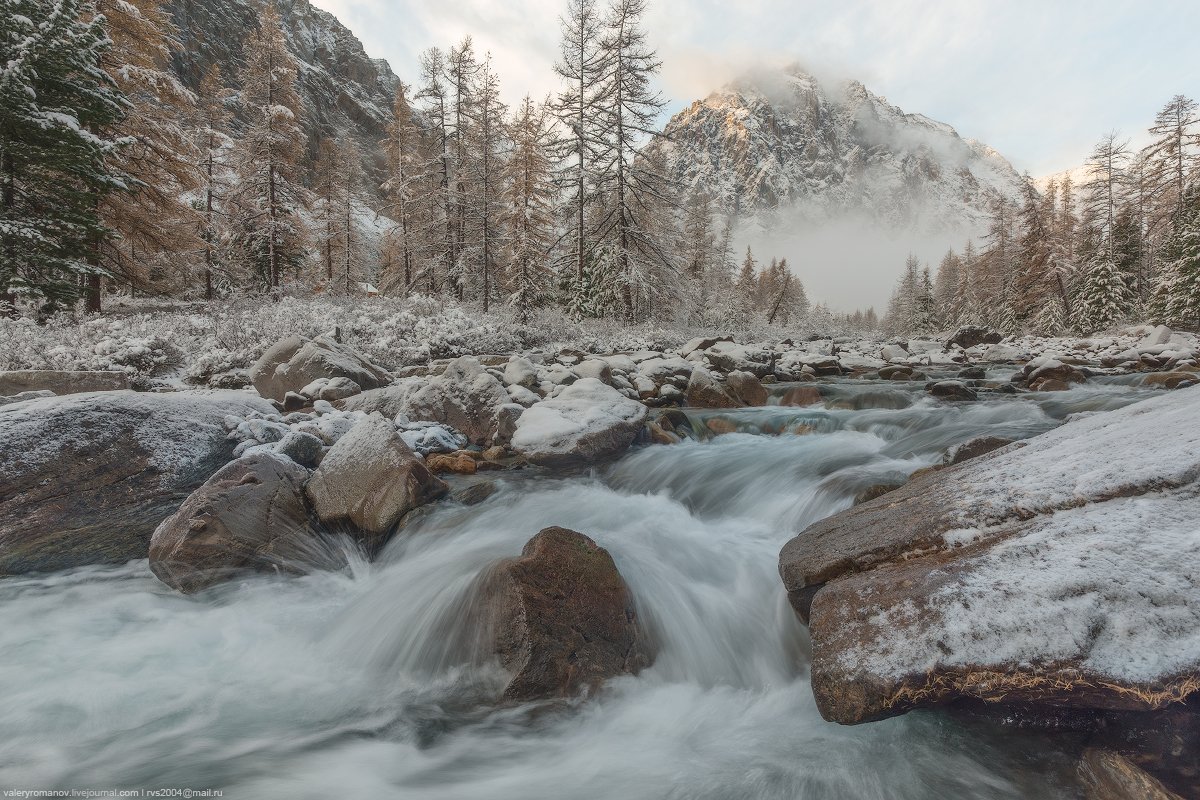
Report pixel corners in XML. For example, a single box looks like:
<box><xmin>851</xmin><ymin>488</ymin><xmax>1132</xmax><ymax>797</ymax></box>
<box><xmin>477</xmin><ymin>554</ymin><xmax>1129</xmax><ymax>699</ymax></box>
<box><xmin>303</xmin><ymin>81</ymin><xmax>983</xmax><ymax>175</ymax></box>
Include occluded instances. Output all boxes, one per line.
<box><xmin>164</xmin><ymin>0</ymin><xmax>397</xmax><ymax>182</ymax></box>
<box><xmin>650</xmin><ymin>66</ymin><xmax>1026</xmax><ymax>237</ymax></box>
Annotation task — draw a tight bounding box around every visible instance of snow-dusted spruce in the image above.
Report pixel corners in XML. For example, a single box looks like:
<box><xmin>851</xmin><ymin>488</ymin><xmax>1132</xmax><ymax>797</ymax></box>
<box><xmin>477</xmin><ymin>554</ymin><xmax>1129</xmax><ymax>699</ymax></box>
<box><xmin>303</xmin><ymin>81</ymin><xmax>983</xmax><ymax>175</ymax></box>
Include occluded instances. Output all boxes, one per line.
<box><xmin>779</xmin><ymin>384</ymin><xmax>1200</xmax><ymax>725</ymax></box>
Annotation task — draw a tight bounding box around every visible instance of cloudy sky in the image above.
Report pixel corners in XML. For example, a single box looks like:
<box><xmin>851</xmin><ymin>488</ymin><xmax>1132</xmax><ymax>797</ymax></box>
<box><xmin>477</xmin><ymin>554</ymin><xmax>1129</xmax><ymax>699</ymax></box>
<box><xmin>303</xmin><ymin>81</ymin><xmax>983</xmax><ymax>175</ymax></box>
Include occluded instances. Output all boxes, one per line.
<box><xmin>312</xmin><ymin>0</ymin><xmax>1197</xmax><ymax>177</ymax></box>
<box><xmin>310</xmin><ymin>0</ymin><xmax>1198</xmax><ymax>309</ymax></box>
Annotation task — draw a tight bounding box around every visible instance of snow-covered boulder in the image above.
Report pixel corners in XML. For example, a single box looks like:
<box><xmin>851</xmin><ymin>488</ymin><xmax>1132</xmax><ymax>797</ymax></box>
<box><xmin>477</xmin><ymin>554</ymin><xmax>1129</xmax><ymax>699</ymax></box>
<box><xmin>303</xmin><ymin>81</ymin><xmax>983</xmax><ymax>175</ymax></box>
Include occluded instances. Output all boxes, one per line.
<box><xmin>1140</xmin><ymin>325</ymin><xmax>1174</xmax><ymax>349</ymax></box>
<box><xmin>0</xmin><ymin>390</ymin><xmax>275</xmax><ymax>574</ymax></box>
<box><xmin>511</xmin><ymin>378</ymin><xmax>647</xmax><ymax>466</ymax></box>
<box><xmin>980</xmin><ymin>343</ymin><xmax>1026</xmax><ymax>362</ymax></box>
<box><xmin>305</xmin><ymin>413</ymin><xmax>448</xmax><ymax>536</ymax></box>
<box><xmin>879</xmin><ymin>344</ymin><xmax>909</xmax><ymax>362</ymax></box>
<box><xmin>342</xmin><ymin>356</ymin><xmax>509</xmax><ymax>446</ymax></box>
<box><xmin>703</xmin><ymin>342</ymin><xmax>774</xmax><ymax>378</ymax></box>
<box><xmin>250</xmin><ymin>332</ymin><xmax>391</xmax><ymax>403</ymax></box>
<box><xmin>149</xmin><ymin>453</ymin><xmax>344</xmax><ymax>593</ymax></box>
<box><xmin>780</xmin><ymin>386</ymin><xmax>1200</xmax><ymax>731</ymax></box>
<box><xmin>503</xmin><ymin>356</ymin><xmax>539</xmax><ymax>389</ymax></box>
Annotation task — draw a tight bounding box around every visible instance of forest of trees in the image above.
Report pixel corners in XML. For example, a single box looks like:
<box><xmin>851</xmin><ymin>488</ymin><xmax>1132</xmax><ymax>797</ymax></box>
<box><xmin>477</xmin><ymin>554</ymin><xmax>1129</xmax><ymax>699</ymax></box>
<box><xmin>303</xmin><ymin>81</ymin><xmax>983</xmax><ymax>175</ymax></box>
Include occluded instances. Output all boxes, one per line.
<box><xmin>885</xmin><ymin>96</ymin><xmax>1200</xmax><ymax>335</ymax></box>
<box><xmin>0</xmin><ymin>0</ymin><xmax>808</xmax><ymax>328</ymax></box>
<box><xmin>5</xmin><ymin>0</ymin><xmax>1194</xmax><ymax>335</ymax></box>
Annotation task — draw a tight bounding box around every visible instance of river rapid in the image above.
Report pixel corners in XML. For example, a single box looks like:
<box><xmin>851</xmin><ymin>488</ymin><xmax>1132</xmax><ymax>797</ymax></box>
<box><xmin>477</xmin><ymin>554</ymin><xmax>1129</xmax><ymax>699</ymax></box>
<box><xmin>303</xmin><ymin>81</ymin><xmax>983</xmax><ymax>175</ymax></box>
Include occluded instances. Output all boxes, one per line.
<box><xmin>0</xmin><ymin>374</ymin><xmax>1162</xmax><ymax>799</ymax></box>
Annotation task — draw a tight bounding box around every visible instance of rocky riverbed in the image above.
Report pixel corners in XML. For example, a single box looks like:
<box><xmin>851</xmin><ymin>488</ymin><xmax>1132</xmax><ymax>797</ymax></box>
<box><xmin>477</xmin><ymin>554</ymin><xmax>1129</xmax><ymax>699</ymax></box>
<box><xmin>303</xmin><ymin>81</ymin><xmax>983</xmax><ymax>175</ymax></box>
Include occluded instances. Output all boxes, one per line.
<box><xmin>0</xmin><ymin>324</ymin><xmax>1196</xmax><ymax>798</ymax></box>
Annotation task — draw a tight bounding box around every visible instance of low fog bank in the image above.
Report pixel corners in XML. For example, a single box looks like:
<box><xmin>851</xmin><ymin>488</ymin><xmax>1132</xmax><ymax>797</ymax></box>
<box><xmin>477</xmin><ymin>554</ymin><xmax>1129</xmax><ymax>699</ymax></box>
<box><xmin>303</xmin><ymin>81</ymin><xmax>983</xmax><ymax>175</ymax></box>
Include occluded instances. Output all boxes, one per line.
<box><xmin>739</xmin><ymin>213</ymin><xmax>983</xmax><ymax>313</ymax></box>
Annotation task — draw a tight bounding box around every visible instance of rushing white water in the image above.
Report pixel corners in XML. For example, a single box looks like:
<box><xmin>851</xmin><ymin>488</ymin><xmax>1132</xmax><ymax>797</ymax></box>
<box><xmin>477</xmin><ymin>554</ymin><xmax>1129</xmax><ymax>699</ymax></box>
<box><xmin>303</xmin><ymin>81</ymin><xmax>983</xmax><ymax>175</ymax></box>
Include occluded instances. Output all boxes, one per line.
<box><xmin>0</xmin><ymin>377</ymin><xmax>1158</xmax><ymax>799</ymax></box>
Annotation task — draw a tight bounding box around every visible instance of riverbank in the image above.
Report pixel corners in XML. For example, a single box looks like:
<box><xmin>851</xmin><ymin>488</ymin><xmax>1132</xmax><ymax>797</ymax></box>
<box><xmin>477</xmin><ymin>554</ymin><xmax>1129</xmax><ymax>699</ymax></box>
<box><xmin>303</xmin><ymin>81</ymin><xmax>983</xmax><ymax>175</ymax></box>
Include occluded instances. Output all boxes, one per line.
<box><xmin>0</xmin><ymin>319</ymin><xmax>1196</xmax><ymax>798</ymax></box>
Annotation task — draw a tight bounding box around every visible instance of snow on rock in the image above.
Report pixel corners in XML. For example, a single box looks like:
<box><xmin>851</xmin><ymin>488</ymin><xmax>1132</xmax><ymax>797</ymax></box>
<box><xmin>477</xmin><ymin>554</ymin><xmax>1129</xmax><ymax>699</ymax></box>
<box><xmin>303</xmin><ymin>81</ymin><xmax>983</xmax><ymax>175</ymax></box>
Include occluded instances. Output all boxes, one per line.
<box><xmin>342</xmin><ymin>356</ymin><xmax>508</xmax><ymax>446</ymax></box>
<box><xmin>0</xmin><ymin>390</ymin><xmax>275</xmax><ymax>574</ymax></box>
<box><xmin>780</xmin><ymin>385</ymin><xmax>1200</xmax><ymax>725</ymax></box>
<box><xmin>250</xmin><ymin>332</ymin><xmax>391</xmax><ymax>403</ymax></box>
<box><xmin>305</xmin><ymin>413</ymin><xmax>448</xmax><ymax>536</ymax></box>
<box><xmin>511</xmin><ymin>378</ymin><xmax>647</xmax><ymax>466</ymax></box>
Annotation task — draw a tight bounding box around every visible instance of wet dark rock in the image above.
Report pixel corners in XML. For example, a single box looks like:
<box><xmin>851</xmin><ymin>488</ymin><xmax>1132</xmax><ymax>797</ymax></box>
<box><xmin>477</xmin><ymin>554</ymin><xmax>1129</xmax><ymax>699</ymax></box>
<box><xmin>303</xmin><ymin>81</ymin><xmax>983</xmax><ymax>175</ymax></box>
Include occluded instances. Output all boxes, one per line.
<box><xmin>878</xmin><ymin>365</ymin><xmax>914</xmax><ymax>381</ymax></box>
<box><xmin>957</xmin><ymin>366</ymin><xmax>987</xmax><ymax>380</ymax></box>
<box><xmin>726</xmin><ymin>370</ymin><xmax>768</xmax><ymax>406</ymax></box>
<box><xmin>927</xmin><ymin>380</ymin><xmax>978</xmax><ymax>401</ymax></box>
<box><xmin>0</xmin><ymin>391</ymin><xmax>275</xmax><ymax>574</ymax></box>
<box><xmin>472</xmin><ymin>527</ymin><xmax>651</xmax><ymax>701</ymax></box>
<box><xmin>946</xmin><ymin>326</ymin><xmax>1002</xmax><ymax>350</ymax></box>
<box><xmin>149</xmin><ymin>454</ymin><xmax>344</xmax><ymax>593</ymax></box>
<box><xmin>780</xmin><ymin>386</ymin><xmax>823</xmax><ymax>407</ymax></box>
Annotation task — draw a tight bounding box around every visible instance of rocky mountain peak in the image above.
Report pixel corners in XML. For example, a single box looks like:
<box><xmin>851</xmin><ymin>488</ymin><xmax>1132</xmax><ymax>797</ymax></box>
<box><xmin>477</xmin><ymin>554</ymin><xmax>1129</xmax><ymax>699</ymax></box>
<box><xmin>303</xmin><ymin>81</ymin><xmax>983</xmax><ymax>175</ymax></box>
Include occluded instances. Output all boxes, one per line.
<box><xmin>651</xmin><ymin>65</ymin><xmax>1025</xmax><ymax>236</ymax></box>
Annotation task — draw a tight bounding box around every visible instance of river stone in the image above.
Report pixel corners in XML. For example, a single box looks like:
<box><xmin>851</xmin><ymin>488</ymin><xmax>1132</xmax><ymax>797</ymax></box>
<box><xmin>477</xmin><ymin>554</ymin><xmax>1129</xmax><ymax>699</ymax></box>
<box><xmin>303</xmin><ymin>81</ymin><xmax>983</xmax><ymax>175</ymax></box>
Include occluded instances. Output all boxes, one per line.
<box><xmin>726</xmin><ymin>370</ymin><xmax>768</xmax><ymax>406</ymax></box>
<box><xmin>684</xmin><ymin>366</ymin><xmax>739</xmax><ymax>408</ymax></box>
<box><xmin>1077</xmin><ymin>748</ymin><xmax>1184</xmax><ymax>800</ymax></box>
<box><xmin>780</xmin><ymin>386</ymin><xmax>823</xmax><ymax>407</ymax></box>
<box><xmin>149</xmin><ymin>454</ymin><xmax>345</xmax><ymax>593</ymax></box>
<box><xmin>250</xmin><ymin>332</ymin><xmax>391</xmax><ymax>403</ymax></box>
<box><xmin>944</xmin><ymin>436</ymin><xmax>1016</xmax><ymax>466</ymax></box>
<box><xmin>927</xmin><ymin>380</ymin><xmax>978</xmax><ymax>401</ymax></box>
<box><xmin>305</xmin><ymin>413</ymin><xmax>448</xmax><ymax>536</ymax></box>
<box><xmin>780</xmin><ymin>386</ymin><xmax>1200</xmax><ymax>728</ymax></box>
<box><xmin>342</xmin><ymin>356</ymin><xmax>509</xmax><ymax>446</ymax></box>
<box><xmin>946</xmin><ymin>326</ymin><xmax>1002</xmax><ymax>350</ymax></box>
<box><xmin>0</xmin><ymin>370</ymin><xmax>131</xmax><ymax>397</ymax></box>
<box><xmin>0</xmin><ymin>390</ymin><xmax>275</xmax><ymax>574</ymax></box>
<box><xmin>474</xmin><ymin>527</ymin><xmax>651</xmax><ymax>701</ymax></box>
<box><xmin>510</xmin><ymin>379</ymin><xmax>647</xmax><ymax>466</ymax></box>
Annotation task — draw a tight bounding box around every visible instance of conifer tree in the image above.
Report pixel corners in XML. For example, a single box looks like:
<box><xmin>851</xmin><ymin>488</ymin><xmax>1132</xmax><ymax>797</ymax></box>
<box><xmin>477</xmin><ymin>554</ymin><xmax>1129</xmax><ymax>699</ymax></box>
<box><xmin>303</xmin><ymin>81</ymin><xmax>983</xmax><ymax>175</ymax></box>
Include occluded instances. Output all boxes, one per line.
<box><xmin>592</xmin><ymin>0</ymin><xmax>678</xmax><ymax>320</ymax></box>
<box><xmin>445</xmin><ymin>37</ymin><xmax>479</xmax><ymax>297</ymax></box>
<box><xmin>193</xmin><ymin>65</ymin><xmax>233</xmax><ymax>299</ymax></box>
<box><xmin>503</xmin><ymin>96</ymin><xmax>557</xmax><ymax>323</ymax></box>
<box><xmin>92</xmin><ymin>0</ymin><xmax>201</xmax><ymax>306</ymax></box>
<box><xmin>1075</xmin><ymin>133</ymin><xmax>1133</xmax><ymax>330</ymax></box>
<box><xmin>735</xmin><ymin>246</ymin><xmax>758</xmax><ymax>317</ymax></box>
<box><xmin>0</xmin><ymin>0</ymin><xmax>128</xmax><ymax>311</ymax></box>
<box><xmin>1152</xmin><ymin>186</ymin><xmax>1200</xmax><ymax>328</ymax></box>
<box><xmin>314</xmin><ymin>136</ymin><xmax>367</xmax><ymax>294</ymax></box>
<box><xmin>417</xmin><ymin>47</ymin><xmax>452</xmax><ymax>293</ymax></box>
<box><xmin>1147</xmin><ymin>95</ymin><xmax>1198</xmax><ymax>220</ymax></box>
<box><xmin>463</xmin><ymin>55</ymin><xmax>506</xmax><ymax>311</ymax></box>
<box><xmin>380</xmin><ymin>81</ymin><xmax>434</xmax><ymax>295</ymax></box>
<box><xmin>230</xmin><ymin>2</ymin><xmax>306</xmax><ymax>289</ymax></box>
<box><xmin>553</xmin><ymin>0</ymin><xmax>607</xmax><ymax>282</ymax></box>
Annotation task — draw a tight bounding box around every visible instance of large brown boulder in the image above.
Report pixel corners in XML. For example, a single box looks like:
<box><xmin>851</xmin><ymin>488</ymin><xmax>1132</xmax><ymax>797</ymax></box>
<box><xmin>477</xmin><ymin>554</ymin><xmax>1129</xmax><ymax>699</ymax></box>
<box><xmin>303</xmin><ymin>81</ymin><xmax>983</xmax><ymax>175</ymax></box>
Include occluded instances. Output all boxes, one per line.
<box><xmin>250</xmin><ymin>332</ymin><xmax>392</xmax><ymax>402</ymax></box>
<box><xmin>473</xmin><ymin>527</ymin><xmax>651</xmax><ymax>701</ymax></box>
<box><xmin>684</xmin><ymin>366</ymin><xmax>739</xmax><ymax>408</ymax></box>
<box><xmin>725</xmin><ymin>370</ymin><xmax>768</xmax><ymax>406</ymax></box>
<box><xmin>0</xmin><ymin>391</ymin><xmax>275</xmax><ymax>575</ymax></box>
<box><xmin>341</xmin><ymin>356</ymin><xmax>508</xmax><ymax>446</ymax></box>
<box><xmin>149</xmin><ymin>453</ymin><xmax>345</xmax><ymax>593</ymax></box>
<box><xmin>304</xmin><ymin>413</ymin><xmax>448</xmax><ymax>536</ymax></box>
<box><xmin>779</xmin><ymin>386</ymin><xmax>1200</xmax><ymax>728</ymax></box>
<box><xmin>510</xmin><ymin>378</ymin><xmax>647</xmax><ymax>466</ymax></box>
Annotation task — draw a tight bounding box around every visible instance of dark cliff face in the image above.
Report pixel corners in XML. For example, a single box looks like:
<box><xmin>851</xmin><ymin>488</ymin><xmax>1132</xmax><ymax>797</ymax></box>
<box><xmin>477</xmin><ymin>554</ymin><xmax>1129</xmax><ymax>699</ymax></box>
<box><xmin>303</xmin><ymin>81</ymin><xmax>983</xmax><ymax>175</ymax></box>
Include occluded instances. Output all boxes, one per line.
<box><xmin>164</xmin><ymin>0</ymin><xmax>397</xmax><ymax>185</ymax></box>
<box><xmin>650</xmin><ymin>66</ymin><xmax>1025</xmax><ymax>236</ymax></box>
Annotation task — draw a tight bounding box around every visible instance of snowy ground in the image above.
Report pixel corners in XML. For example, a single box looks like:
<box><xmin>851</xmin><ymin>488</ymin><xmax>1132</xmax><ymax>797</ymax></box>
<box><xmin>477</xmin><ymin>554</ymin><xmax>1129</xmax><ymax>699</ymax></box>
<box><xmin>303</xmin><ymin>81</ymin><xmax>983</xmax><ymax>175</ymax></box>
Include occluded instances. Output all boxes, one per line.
<box><xmin>1</xmin><ymin>295</ymin><xmax>1194</xmax><ymax>392</ymax></box>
